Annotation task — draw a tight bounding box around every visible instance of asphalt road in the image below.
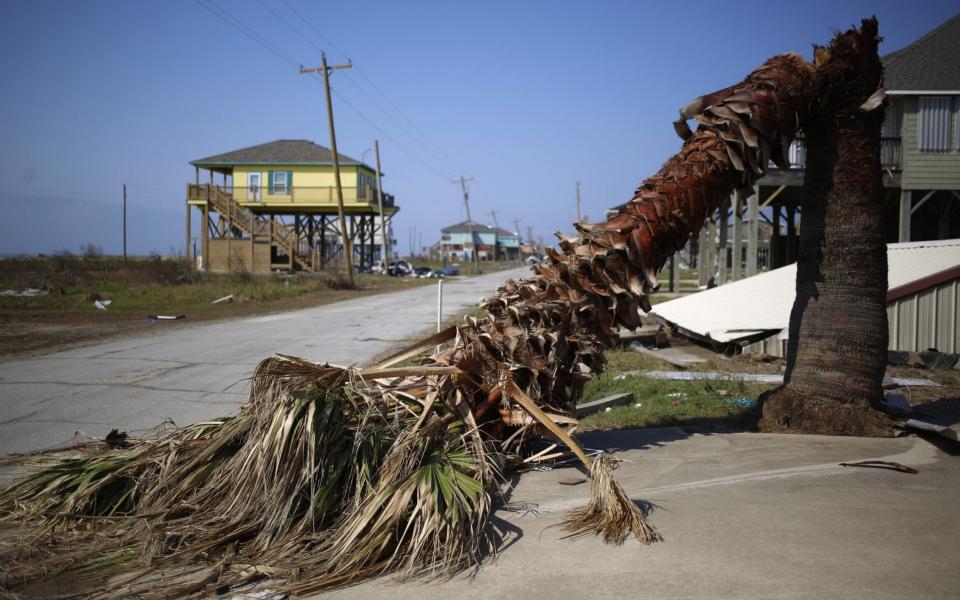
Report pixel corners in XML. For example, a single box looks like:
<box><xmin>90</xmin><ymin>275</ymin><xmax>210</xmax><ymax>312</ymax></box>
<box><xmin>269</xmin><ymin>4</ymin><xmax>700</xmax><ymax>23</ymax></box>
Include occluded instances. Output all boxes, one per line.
<box><xmin>0</xmin><ymin>267</ymin><xmax>530</xmax><ymax>455</ymax></box>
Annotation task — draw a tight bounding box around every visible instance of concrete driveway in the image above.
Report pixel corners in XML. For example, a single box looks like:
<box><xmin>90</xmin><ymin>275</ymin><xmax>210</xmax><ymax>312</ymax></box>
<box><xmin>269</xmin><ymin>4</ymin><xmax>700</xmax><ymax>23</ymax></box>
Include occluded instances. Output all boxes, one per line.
<box><xmin>0</xmin><ymin>267</ymin><xmax>530</xmax><ymax>455</ymax></box>
<box><xmin>321</xmin><ymin>428</ymin><xmax>960</xmax><ymax>600</ymax></box>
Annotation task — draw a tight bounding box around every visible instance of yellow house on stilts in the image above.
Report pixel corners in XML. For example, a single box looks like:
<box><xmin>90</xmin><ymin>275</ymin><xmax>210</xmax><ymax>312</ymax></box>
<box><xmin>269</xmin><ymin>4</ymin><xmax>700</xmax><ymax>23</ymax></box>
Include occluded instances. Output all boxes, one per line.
<box><xmin>185</xmin><ymin>139</ymin><xmax>398</xmax><ymax>273</ymax></box>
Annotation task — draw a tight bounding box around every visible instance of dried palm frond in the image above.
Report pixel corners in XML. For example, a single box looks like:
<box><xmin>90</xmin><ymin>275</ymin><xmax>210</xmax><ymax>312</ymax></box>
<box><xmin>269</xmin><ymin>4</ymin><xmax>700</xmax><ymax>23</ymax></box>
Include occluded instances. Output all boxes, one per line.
<box><xmin>562</xmin><ymin>454</ymin><xmax>661</xmax><ymax>545</ymax></box>
<box><xmin>0</xmin><ymin>21</ymin><xmax>875</xmax><ymax>596</ymax></box>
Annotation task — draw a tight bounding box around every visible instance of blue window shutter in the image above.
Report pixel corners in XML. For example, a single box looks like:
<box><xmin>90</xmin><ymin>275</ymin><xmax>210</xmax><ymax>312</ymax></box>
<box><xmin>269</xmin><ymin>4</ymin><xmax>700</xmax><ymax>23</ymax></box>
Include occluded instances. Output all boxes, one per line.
<box><xmin>288</xmin><ymin>171</ymin><xmax>293</xmax><ymax>193</ymax></box>
<box><xmin>268</xmin><ymin>171</ymin><xmax>274</xmax><ymax>194</ymax></box>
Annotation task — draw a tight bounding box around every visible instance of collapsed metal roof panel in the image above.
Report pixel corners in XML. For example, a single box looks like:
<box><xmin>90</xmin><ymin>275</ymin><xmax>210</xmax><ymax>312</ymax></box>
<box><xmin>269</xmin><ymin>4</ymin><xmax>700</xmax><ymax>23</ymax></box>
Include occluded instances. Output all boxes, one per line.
<box><xmin>649</xmin><ymin>239</ymin><xmax>960</xmax><ymax>345</ymax></box>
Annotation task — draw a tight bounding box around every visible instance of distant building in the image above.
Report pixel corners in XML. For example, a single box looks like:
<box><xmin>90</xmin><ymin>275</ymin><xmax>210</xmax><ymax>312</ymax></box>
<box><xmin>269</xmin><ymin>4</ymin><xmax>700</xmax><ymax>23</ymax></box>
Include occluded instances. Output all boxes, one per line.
<box><xmin>493</xmin><ymin>227</ymin><xmax>521</xmax><ymax>260</ymax></box>
<box><xmin>439</xmin><ymin>221</ymin><xmax>520</xmax><ymax>261</ymax></box>
<box><xmin>185</xmin><ymin>139</ymin><xmax>397</xmax><ymax>273</ymax></box>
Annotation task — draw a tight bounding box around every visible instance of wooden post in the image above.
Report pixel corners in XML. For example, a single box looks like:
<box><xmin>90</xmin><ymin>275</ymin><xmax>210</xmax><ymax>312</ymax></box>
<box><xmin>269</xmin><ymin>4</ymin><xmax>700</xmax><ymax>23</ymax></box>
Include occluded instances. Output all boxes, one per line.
<box><xmin>771</xmin><ymin>202</ymin><xmax>781</xmax><ymax>268</ymax></box>
<box><xmin>732</xmin><ymin>191</ymin><xmax>743</xmax><ymax>280</ymax></box>
<box><xmin>706</xmin><ymin>217</ymin><xmax>717</xmax><ymax>285</ymax></box>
<box><xmin>899</xmin><ymin>189</ymin><xmax>912</xmax><ymax>242</ymax></box>
<box><xmin>575</xmin><ymin>181</ymin><xmax>582</xmax><ymax>224</ymax></box>
<box><xmin>201</xmin><ymin>203</ymin><xmax>209</xmax><ymax>272</ymax></box>
<box><xmin>786</xmin><ymin>199</ymin><xmax>797</xmax><ymax>264</ymax></box>
<box><xmin>452</xmin><ymin>175</ymin><xmax>480</xmax><ymax>273</ymax></box>
<box><xmin>697</xmin><ymin>225</ymin><xmax>708</xmax><ymax>287</ymax></box>
<box><xmin>746</xmin><ymin>184</ymin><xmax>759</xmax><ymax>276</ymax></box>
<box><xmin>186</xmin><ymin>203</ymin><xmax>192</xmax><ymax>261</ymax></box>
<box><xmin>717</xmin><ymin>195</ymin><xmax>729</xmax><ymax>285</ymax></box>
<box><xmin>122</xmin><ymin>184</ymin><xmax>127</xmax><ymax>264</ymax></box>
<box><xmin>250</xmin><ymin>215</ymin><xmax>256</xmax><ymax>272</ymax></box>
<box><xmin>374</xmin><ymin>140</ymin><xmax>389</xmax><ymax>269</ymax></box>
<box><xmin>669</xmin><ymin>254</ymin><xmax>677</xmax><ymax>292</ymax></box>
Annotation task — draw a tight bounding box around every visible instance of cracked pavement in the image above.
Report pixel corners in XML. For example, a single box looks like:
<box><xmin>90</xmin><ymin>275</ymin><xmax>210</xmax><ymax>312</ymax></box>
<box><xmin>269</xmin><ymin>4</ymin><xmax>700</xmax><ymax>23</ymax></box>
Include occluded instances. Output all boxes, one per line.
<box><xmin>0</xmin><ymin>267</ymin><xmax>529</xmax><ymax>455</ymax></box>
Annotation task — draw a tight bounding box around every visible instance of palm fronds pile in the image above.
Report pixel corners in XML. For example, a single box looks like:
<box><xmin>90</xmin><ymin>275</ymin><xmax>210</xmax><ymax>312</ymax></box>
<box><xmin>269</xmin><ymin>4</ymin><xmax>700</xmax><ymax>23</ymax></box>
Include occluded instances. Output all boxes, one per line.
<box><xmin>0</xmin><ymin>22</ymin><xmax>876</xmax><ymax>596</ymax></box>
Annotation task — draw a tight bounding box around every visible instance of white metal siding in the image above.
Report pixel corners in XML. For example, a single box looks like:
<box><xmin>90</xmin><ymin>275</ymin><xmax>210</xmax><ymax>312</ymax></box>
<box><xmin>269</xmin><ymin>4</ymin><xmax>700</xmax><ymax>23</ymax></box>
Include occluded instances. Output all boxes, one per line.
<box><xmin>747</xmin><ymin>278</ymin><xmax>959</xmax><ymax>356</ymax></box>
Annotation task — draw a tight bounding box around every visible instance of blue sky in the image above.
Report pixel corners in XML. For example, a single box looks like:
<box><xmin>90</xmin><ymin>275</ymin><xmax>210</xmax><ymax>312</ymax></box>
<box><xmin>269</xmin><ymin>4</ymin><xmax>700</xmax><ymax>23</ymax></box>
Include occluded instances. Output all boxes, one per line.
<box><xmin>0</xmin><ymin>0</ymin><xmax>956</xmax><ymax>256</ymax></box>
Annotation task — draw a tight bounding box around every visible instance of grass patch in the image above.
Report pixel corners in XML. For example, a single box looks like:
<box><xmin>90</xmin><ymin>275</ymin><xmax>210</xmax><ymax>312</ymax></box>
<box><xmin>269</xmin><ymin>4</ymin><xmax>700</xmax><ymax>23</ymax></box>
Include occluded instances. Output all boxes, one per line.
<box><xmin>578</xmin><ymin>349</ymin><xmax>776</xmax><ymax>432</ymax></box>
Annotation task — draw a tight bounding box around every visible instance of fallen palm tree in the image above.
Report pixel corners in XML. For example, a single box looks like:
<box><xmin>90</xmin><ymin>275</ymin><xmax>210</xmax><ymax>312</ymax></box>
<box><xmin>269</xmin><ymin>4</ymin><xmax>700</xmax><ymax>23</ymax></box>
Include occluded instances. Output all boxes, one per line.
<box><xmin>0</xmin><ymin>21</ymin><xmax>882</xmax><ymax>598</ymax></box>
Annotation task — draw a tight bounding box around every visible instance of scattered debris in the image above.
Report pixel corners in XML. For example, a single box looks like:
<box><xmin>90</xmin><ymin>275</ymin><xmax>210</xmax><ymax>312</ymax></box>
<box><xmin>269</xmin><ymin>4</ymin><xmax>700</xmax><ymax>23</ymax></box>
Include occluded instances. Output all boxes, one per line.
<box><xmin>881</xmin><ymin>391</ymin><xmax>911</xmax><ymax>414</ymax></box>
<box><xmin>888</xmin><ymin>350</ymin><xmax>959</xmax><ymax>371</ymax></box>
<box><xmin>619</xmin><ymin>370</ymin><xmax>941</xmax><ymax>387</ymax></box>
<box><xmin>726</xmin><ymin>397</ymin><xmax>756</xmax><ymax>408</ymax></box>
<box><xmin>0</xmin><ymin>288</ymin><xmax>47</xmax><ymax>297</ymax></box>
<box><xmin>94</xmin><ymin>299</ymin><xmax>112</xmax><ymax>311</ymax></box>
<box><xmin>212</xmin><ymin>294</ymin><xmax>235</xmax><ymax>304</ymax></box>
<box><xmin>576</xmin><ymin>392</ymin><xmax>636</xmax><ymax>417</ymax></box>
<box><xmin>146</xmin><ymin>314</ymin><xmax>186</xmax><ymax>321</ymax></box>
<box><xmin>620</xmin><ymin>324</ymin><xmax>668</xmax><ymax>347</ymax></box>
<box><xmin>840</xmin><ymin>460</ymin><xmax>918</xmax><ymax>474</ymax></box>
<box><xmin>903</xmin><ymin>418</ymin><xmax>960</xmax><ymax>443</ymax></box>
<box><xmin>632</xmin><ymin>345</ymin><xmax>707</xmax><ymax>369</ymax></box>
<box><xmin>558</xmin><ymin>478</ymin><xmax>587</xmax><ymax>486</ymax></box>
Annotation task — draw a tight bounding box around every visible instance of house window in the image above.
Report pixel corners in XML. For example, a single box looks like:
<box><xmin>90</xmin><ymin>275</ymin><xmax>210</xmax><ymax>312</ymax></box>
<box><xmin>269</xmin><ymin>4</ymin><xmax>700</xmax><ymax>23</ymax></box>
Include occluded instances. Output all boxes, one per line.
<box><xmin>269</xmin><ymin>171</ymin><xmax>290</xmax><ymax>194</ymax></box>
<box><xmin>917</xmin><ymin>96</ymin><xmax>953</xmax><ymax>152</ymax></box>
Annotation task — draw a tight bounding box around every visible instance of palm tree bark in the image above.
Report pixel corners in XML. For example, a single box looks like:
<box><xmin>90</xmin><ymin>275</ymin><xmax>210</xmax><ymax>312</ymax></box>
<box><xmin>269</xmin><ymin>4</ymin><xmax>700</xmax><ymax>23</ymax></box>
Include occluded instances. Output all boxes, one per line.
<box><xmin>758</xmin><ymin>19</ymin><xmax>895</xmax><ymax>436</ymax></box>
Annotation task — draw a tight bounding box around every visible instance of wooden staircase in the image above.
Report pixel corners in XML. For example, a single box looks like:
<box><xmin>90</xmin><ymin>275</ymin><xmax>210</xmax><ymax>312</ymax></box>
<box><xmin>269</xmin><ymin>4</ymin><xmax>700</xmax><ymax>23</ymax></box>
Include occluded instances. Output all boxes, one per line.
<box><xmin>192</xmin><ymin>184</ymin><xmax>313</xmax><ymax>271</ymax></box>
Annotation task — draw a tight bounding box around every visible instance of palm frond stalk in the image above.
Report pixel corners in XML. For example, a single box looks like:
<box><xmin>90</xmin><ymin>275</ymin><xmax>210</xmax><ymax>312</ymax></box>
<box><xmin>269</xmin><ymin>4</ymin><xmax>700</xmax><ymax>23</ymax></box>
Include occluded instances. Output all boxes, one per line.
<box><xmin>1</xmin><ymin>31</ymin><xmax>855</xmax><ymax>597</ymax></box>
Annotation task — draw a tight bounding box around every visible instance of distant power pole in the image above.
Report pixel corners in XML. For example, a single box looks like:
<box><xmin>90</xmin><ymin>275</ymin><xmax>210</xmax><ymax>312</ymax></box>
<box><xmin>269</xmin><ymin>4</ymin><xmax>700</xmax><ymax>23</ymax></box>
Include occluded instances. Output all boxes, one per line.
<box><xmin>373</xmin><ymin>140</ymin><xmax>389</xmax><ymax>267</ymax></box>
<box><xmin>122</xmin><ymin>184</ymin><xmax>127</xmax><ymax>264</ymax></box>
<box><xmin>300</xmin><ymin>53</ymin><xmax>354</xmax><ymax>286</ymax></box>
<box><xmin>488</xmin><ymin>210</ymin><xmax>501</xmax><ymax>260</ymax></box>
<box><xmin>575</xmin><ymin>181</ymin><xmax>582</xmax><ymax>224</ymax></box>
<box><xmin>513</xmin><ymin>218</ymin><xmax>521</xmax><ymax>239</ymax></box>
<box><xmin>452</xmin><ymin>175</ymin><xmax>480</xmax><ymax>273</ymax></box>
<box><xmin>526</xmin><ymin>226</ymin><xmax>534</xmax><ymax>251</ymax></box>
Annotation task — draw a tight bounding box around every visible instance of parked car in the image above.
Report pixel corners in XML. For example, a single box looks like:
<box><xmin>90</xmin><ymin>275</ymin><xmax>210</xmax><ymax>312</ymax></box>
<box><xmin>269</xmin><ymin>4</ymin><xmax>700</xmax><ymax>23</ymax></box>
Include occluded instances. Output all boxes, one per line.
<box><xmin>414</xmin><ymin>266</ymin><xmax>439</xmax><ymax>278</ymax></box>
<box><xmin>387</xmin><ymin>260</ymin><xmax>413</xmax><ymax>276</ymax></box>
<box><xmin>437</xmin><ymin>264</ymin><xmax>460</xmax><ymax>277</ymax></box>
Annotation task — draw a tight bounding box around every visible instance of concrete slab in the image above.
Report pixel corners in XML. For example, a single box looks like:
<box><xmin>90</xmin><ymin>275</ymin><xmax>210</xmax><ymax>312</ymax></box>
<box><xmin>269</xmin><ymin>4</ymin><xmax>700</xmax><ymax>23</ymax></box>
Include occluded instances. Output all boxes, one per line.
<box><xmin>313</xmin><ymin>429</ymin><xmax>960</xmax><ymax>600</ymax></box>
<box><xmin>0</xmin><ymin>267</ymin><xmax>530</xmax><ymax>456</ymax></box>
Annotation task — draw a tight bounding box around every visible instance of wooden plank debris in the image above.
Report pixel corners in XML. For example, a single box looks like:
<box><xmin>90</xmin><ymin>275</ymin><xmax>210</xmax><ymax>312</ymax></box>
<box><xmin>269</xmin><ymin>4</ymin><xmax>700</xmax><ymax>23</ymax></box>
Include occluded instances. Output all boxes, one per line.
<box><xmin>576</xmin><ymin>392</ymin><xmax>636</xmax><ymax>417</ymax></box>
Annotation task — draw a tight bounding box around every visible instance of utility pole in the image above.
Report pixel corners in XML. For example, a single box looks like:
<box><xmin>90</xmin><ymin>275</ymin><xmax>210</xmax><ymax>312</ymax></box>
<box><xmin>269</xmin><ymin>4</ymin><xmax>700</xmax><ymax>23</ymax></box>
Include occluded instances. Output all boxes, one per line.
<box><xmin>300</xmin><ymin>53</ymin><xmax>354</xmax><ymax>286</ymax></box>
<box><xmin>122</xmin><ymin>184</ymin><xmax>127</xmax><ymax>264</ymax></box>
<box><xmin>514</xmin><ymin>218</ymin><xmax>521</xmax><ymax>239</ymax></box>
<box><xmin>488</xmin><ymin>210</ymin><xmax>500</xmax><ymax>228</ymax></box>
<box><xmin>452</xmin><ymin>175</ymin><xmax>480</xmax><ymax>273</ymax></box>
<box><xmin>373</xmin><ymin>140</ymin><xmax>389</xmax><ymax>270</ymax></box>
<box><xmin>575</xmin><ymin>181</ymin><xmax>582</xmax><ymax>224</ymax></box>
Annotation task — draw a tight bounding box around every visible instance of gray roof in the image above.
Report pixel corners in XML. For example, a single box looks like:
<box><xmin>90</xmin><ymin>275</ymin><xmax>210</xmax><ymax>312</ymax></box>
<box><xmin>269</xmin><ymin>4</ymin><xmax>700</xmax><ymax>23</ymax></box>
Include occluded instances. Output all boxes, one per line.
<box><xmin>191</xmin><ymin>140</ymin><xmax>366</xmax><ymax>167</ymax></box>
<box><xmin>441</xmin><ymin>221</ymin><xmax>498</xmax><ymax>234</ymax></box>
<box><xmin>882</xmin><ymin>13</ymin><xmax>960</xmax><ymax>91</ymax></box>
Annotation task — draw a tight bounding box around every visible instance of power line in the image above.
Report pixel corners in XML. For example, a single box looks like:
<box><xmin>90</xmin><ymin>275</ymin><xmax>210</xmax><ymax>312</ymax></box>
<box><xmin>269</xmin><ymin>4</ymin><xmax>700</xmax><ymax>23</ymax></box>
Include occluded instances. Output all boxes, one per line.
<box><xmin>272</xmin><ymin>0</ymin><xmax>464</xmax><ymax>175</ymax></box>
<box><xmin>193</xmin><ymin>0</ymin><xmax>454</xmax><ymax>182</ymax></box>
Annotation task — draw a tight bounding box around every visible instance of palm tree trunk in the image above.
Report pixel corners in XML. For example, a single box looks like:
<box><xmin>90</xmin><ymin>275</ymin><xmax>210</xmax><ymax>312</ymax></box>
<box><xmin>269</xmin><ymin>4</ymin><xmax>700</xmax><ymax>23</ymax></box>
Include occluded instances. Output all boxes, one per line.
<box><xmin>758</xmin><ymin>19</ymin><xmax>895</xmax><ymax>436</ymax></box>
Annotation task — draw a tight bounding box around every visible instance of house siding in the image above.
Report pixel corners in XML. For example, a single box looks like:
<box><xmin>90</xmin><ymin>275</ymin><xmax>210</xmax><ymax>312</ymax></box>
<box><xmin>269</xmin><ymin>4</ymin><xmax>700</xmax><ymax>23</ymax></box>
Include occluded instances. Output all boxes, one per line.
<box><xmin>901</xmin><ymin>96</ymin><xmax>960</xmax><ymax>190</ymax></box>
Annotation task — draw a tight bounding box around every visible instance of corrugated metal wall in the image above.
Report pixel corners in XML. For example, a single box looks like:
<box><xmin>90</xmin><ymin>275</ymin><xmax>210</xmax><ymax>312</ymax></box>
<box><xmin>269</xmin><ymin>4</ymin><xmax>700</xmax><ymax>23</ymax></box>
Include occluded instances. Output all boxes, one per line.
<box><xmin>888</xmin><ymin>279</ymin><xmax>959</xmax><ymax>353</ymax></box>
<box><xmin>744</xmin><ymin>278</ymin><xmax>959</xmax><ymax>356</ymax></box>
